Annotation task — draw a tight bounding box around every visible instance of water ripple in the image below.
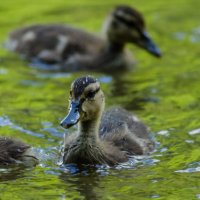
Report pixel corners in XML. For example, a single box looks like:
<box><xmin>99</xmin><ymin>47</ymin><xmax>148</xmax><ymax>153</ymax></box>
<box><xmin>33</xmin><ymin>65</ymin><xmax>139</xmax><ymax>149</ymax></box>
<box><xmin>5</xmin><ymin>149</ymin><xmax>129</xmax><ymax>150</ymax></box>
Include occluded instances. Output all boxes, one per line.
<box><xmin>0</xmin><ymin>116</ymin><xmax>43</xmax><ymax>138</ymax></box>
<box><xmin>173</xmin><ymin>29</ymin><xmax>200</xmax><ymax>44</ymax></box>
<box><xmin>33</xmin><ymin>145</ymin><xmax>62</xmax><ymax>168</ymax></box>
<box><xmin>157</xmin><ymin>130</ymin><xmax>169</xmax><ymax>136</ymax></box>
<box><xmin>189</xmin><ymin>128</ymin><xmax>200</xmax><ymax>135</ymax></box>
<box><xmin>175</xmin><ymin>162</ymin><xmax>200</xmax><ymax>173</ymax></box>
<box><xmin>191</xmin><ymin>27</ymin><xmax>200</xmax><ymax>43</ymax></box>
<box><xmin>175</xmin><ymin>167</ymin><xmax>200</xmax><ymax>173</ymax></box>
<box><xmin>173</xmin><ymin>32</ymin><xmax>186</xmax><ymax>41</ymax></box>
<box><xmin>116</xmin><ymin>155</ymin><xmax>160</xmax><ymax>170</ymax></box>
<box><xmin>196</xmin><ymin>194</ymin><xmax>200</xmax><ymax>199</ymax></box>
<box><xmin>151</xmin><ymin>194</ymin><xmax>160</xmax><ymax>198</ymax></box>
<box><xmin>42</xmin><ymin>127</ymin><xmax>63</xmax><ymax>138</ymax></box>
<box><xmin>41</xmin><ymin>121</ymin><xmax>63</xmax><ymax>138</ymax></box>
<box><xmin>0</xmin><ymin>68</ymin><xmax>8</xmax><ymax>74</ymax></box>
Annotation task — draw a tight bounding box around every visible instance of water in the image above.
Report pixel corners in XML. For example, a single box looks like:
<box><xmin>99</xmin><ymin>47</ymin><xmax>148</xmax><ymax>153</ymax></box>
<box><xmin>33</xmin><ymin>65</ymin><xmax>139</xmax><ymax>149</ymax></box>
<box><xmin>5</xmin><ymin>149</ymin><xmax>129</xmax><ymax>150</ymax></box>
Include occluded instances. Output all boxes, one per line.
<box><xmin>0</xmin><ymin>0</ymin><xmax>200</xmax><ymax>199</ymax></box>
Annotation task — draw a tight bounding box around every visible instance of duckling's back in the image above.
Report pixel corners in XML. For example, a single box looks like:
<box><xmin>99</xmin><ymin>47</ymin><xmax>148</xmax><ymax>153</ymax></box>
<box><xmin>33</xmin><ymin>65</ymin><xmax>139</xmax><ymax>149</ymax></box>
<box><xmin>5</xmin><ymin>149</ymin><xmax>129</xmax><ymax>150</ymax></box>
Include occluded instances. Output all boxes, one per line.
<box><xmin>6</xmin><ymin>24</ymin><xmax>104</xmax><ymax>62</ymax></box>
<box><xmin>100</xmin><ymin>107</ymin><xmax>154</xmax><ymax>155</ymax></box>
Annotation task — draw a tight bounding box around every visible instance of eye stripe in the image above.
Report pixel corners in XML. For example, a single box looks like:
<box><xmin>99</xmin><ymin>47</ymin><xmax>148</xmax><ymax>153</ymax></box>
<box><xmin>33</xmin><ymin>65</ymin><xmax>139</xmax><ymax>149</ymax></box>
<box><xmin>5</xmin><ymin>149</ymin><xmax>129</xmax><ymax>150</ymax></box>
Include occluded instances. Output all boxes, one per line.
<box><xmin>114</xmin><ymin>14</ymin><xmax>143</xmax><ymax>33</ymax></box>
<box><xmin>86</xmin><ymin>87</ymin><xmax>100</xmax><ymax>99</ymax></box>
<box><xmin>114</xmin><ymin>14</ymin><xmax>136</xmax><ymax>27</ymax></box>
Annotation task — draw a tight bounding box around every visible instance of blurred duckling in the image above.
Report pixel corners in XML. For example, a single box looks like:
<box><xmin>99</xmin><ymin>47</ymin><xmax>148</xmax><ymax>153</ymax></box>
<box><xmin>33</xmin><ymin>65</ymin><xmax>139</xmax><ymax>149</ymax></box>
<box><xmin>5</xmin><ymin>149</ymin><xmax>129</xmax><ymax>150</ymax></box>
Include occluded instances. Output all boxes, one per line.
<box><xmin>60</xmin><ymin>76</ymin><xmax>154</xmax><ymax>166</ymax></box>
<box><xmin>0</xmin><ymin>137</ymin><xmax>38</xmax><ymax>166</ymax></box>
<box><xmin>5</xmin><ymin>5</ymin><xmax>161</xmax><ymax>73</ymax></box>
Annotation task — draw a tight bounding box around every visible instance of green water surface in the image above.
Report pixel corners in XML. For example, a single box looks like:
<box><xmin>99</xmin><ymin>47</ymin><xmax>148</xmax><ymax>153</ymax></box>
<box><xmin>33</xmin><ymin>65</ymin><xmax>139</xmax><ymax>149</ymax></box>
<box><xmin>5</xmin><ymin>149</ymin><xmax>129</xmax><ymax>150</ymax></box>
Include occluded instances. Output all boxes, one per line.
<box><xmin>0</xmin><ymin>0</ymin><xmax>200</xmax><ymax>199</ymax></box>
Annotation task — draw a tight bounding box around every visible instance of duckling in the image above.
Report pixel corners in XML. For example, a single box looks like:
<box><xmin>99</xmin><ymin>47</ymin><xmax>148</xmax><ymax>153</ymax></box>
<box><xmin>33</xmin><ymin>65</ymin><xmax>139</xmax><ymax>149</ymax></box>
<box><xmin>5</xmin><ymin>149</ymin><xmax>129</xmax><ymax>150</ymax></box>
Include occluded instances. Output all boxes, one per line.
<box><xmin>5</xmin><ymin>5</ymin><xmax>161</xmax><ymax>73</ymax></box>
<box><xmin>0</xmin><ymin>137</ymin><xmax>38</xmax><ymax>166</ymax></box>
<box><xmin>60</xmin><ymin>76</ymin><xmax>154</xmax><ymax>166</ymax></box>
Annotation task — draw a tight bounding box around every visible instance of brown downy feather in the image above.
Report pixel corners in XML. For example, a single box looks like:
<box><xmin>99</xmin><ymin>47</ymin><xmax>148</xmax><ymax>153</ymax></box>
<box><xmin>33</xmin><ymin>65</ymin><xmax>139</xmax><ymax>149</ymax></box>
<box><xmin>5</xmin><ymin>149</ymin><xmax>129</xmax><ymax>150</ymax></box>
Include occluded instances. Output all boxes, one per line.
<box><xmin>0</xmin><ymin>137</ymin><xmax>37</xmax><ymax>165</ymax></box>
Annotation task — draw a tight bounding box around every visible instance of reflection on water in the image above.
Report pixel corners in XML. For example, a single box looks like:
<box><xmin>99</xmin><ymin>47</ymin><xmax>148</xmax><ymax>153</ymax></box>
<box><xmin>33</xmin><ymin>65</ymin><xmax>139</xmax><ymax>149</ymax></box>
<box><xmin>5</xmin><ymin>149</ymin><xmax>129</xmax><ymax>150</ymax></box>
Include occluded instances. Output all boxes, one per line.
<box><xmin>60</xmin><ymin>169</ymin><xmax>102</xmax><ymax>200</ymax></box>
<box><xmin>0</xmin><ymin>166</ymin><xmax>32</xmax><ymax>182</ymax></box>
<box><xmin>175</xmin><ymin>161</ymin><xmax>200</xmax><ymax>173</ymax></box>
<box><xmin>173</xmin><ymin>28</ymin><xmax>200</xmax><ymax>43</ymax></box>
<box><xmin>189</xmin><ymin>128</ymin><xmax>200</xmax><ymax>136</ymax></box>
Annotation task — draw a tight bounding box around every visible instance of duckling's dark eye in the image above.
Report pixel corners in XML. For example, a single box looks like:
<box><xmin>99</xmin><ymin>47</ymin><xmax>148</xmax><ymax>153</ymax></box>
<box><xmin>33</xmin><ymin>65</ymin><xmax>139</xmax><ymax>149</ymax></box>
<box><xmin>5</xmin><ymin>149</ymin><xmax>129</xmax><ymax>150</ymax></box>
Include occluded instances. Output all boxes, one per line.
<box><xmin>86</xmin><ymin>91</ymin><xmax>96</xmax><ymax>99</ymax></box>
<box><xmin>86</xmin><ymin>88</ymin><xmax>100</xmax><ymax>99</ymax></box>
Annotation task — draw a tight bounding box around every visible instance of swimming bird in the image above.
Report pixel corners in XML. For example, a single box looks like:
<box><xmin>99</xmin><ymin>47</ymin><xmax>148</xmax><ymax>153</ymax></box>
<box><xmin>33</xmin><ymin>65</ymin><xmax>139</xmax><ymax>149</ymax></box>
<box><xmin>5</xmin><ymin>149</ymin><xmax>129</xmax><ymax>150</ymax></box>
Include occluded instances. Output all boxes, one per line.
<box><xmin>5</xmin><ymin>5</ymin><xmax>161</xmax><ymax>73</ymax></box>
<box><xmin>0</xmin><ymin>137</ymin><xmax>38</xmax><ymax>166</ymax></box>
<box><xmin>60</xmin><ymin>76</ymin><xmax>154</xmax><ymax>166</ymax></box>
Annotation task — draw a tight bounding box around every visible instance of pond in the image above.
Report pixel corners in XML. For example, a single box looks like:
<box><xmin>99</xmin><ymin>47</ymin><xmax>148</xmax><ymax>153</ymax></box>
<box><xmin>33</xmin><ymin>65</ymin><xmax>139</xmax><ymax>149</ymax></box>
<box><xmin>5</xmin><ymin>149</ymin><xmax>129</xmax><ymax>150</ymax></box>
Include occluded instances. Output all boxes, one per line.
<box><xmin>0</xmin><ymin>0</ymin><xmax>200</xmax><ymax>199</ymax></box>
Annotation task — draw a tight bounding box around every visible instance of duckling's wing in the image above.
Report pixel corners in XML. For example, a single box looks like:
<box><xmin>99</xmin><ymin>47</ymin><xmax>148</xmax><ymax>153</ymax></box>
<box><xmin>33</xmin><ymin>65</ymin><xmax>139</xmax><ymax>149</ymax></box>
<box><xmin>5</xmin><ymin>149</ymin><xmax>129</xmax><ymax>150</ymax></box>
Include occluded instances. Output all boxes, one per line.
<box><xmin>99</xmin><ymin>107</ymin><xmax>154</xmax><ymax>155</ymax></box>
<box><xmin>100</xmin><ymin>107</ymin><xmax>150</xmax><ymax>138</ymax></box>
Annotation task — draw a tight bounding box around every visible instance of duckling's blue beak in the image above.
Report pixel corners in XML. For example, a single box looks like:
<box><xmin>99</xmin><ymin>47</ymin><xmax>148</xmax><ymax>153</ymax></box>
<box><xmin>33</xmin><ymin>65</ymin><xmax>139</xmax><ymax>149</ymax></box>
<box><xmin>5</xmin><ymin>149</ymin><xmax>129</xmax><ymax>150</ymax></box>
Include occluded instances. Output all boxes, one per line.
<box><xmin>139</xmin><ymin>31</ymin><xmax>162</xmax><ymax>57</ymax></box>
<box><xmin>60</xmin><ymin>101</ymin><xmax>80</xmax><ymax>129</ymax></box>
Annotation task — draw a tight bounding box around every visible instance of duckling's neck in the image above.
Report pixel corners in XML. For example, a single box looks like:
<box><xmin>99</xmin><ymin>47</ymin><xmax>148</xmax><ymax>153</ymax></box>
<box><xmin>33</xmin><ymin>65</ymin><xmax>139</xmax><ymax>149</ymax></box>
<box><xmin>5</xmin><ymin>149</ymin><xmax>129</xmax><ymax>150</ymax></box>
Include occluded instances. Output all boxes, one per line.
<box><xmin>107</xmin><ymin>41</ymin><xmax>125</xmax><ymax>53</ymax></box>
<box><xmin>78</xmin><ymin>117</ymin><xmax>100</xmax><ymax>142</ymax></box>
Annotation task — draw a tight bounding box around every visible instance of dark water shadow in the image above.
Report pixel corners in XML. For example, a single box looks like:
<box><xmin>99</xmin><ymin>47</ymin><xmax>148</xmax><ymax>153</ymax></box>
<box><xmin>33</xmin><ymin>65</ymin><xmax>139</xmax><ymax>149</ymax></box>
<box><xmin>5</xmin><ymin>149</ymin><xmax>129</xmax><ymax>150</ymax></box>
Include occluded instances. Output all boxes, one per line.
<box><xmin>59</xmin><ymin>165</ymin><xmax>105</xmax><ymax>200</ymax></box>
<box><xmin>0</xmin><ymin>165</ymin><xmax>33</xmax><ymax>182</ymax></box>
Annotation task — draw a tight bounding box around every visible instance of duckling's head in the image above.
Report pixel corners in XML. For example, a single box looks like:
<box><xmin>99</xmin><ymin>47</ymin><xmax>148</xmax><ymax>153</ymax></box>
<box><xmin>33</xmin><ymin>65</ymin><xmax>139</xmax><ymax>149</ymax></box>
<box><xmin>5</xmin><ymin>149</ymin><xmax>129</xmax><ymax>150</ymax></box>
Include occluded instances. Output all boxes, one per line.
<box><xmin>60</xmin><ymin>76</ymin><xmax>105</xmax><ymax>129</ymax></box>
<box><xmin>104</xmin><ymin>5</ymin><xmax>161</xmax><ymax>57</ymax></box>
